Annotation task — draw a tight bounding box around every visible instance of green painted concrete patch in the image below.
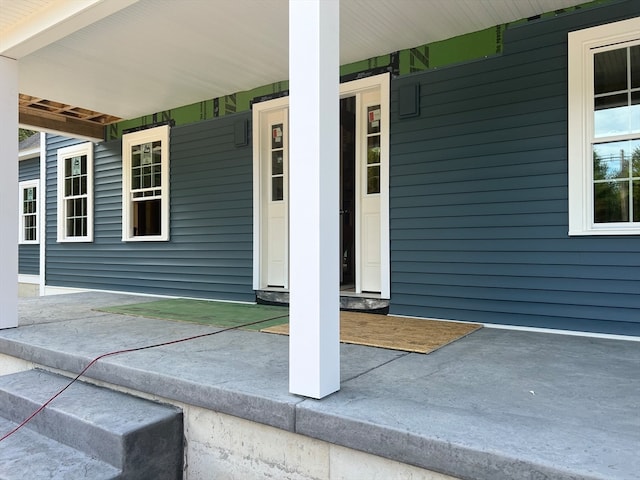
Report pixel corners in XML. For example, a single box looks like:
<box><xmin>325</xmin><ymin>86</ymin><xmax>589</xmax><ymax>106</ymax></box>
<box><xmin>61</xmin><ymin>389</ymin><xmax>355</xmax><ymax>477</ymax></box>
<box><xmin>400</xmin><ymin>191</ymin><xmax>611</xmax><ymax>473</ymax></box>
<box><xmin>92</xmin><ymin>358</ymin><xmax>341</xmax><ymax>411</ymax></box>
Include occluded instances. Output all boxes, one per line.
<box><xmin>97</xmin><ymin>299</ymin><xmax>289</xmax><ymax>330</ymax></box>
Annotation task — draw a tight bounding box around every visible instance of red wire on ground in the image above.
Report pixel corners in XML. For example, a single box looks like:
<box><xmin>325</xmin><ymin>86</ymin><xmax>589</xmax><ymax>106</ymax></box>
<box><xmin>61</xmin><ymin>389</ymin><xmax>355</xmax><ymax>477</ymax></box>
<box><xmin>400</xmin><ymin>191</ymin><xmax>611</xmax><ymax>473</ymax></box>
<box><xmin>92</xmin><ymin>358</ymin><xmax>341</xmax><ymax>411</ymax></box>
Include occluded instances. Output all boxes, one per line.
<box><xmin>0</xmin><ymin>314</ymin><xmax>289</xmax><ymax>443</ymax></box>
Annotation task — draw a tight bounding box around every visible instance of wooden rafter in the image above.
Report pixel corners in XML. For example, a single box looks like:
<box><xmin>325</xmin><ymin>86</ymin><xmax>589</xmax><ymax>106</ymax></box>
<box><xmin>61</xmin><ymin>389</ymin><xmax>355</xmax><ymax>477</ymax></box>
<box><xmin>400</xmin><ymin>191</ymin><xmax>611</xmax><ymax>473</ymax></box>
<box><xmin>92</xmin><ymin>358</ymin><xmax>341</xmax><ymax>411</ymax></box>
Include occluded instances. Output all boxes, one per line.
<box><xmin>18</xmin><ymin>94</ymin><xmax>122</xmax><ymax>140</ymax></box>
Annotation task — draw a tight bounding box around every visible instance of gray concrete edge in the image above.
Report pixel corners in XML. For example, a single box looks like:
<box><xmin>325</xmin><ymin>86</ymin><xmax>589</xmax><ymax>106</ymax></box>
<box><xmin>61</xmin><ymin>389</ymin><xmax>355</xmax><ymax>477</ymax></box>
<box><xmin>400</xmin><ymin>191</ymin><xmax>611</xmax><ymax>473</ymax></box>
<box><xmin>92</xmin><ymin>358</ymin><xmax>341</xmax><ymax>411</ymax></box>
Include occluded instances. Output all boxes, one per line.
<box><xmin>0</xmin><ymin>333</ymin><xmax>607</xmax><ymax>480</ymax></box>
<box><xmin>0</xmin><ymin>337</ymin><xmax>298</xmax><ymax>432</ymax></box>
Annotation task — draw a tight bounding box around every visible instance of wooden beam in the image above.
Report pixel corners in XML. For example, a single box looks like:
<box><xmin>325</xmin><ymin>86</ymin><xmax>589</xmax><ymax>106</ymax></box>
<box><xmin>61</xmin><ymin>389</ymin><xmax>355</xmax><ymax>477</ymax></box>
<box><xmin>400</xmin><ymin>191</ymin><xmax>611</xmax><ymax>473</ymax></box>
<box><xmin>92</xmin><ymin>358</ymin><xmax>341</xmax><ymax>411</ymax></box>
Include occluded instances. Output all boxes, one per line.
<box><xmin>19</xmin><ymin>109</ymin><xmax>105</xmax><ymax>141</ymax></box>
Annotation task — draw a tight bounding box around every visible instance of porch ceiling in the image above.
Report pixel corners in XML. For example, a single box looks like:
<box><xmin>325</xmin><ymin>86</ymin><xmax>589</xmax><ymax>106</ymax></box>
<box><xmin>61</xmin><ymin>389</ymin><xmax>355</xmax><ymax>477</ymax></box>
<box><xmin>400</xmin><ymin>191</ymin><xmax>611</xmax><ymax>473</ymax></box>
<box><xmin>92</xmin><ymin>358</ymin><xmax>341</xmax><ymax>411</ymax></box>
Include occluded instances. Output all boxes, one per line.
<box><xmin>2</xmin><ymin>0</ymin><xmax>588</xmax><ymax>139</ymax></box>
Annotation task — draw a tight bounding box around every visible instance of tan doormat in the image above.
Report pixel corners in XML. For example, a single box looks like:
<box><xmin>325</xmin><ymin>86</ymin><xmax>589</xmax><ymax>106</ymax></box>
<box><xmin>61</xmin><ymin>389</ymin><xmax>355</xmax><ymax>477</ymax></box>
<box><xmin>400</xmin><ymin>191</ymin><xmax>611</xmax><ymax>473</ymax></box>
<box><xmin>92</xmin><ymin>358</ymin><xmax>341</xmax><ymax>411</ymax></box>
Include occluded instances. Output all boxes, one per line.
<box><xmin>261</xmin><ymin>311</ymin><xmax>482</xmax><ymax>354</ymax></box>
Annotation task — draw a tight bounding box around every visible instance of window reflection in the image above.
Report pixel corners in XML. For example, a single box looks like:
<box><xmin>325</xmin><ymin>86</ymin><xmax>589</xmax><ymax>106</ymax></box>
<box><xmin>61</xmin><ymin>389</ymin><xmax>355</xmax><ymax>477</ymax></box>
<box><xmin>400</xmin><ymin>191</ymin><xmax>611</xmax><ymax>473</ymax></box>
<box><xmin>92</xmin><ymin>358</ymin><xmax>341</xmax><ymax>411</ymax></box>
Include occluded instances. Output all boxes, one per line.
<box><xmin>631</xmin><ymin>45</ymin><xmax>640</xmax><ymax>89</ymax></box>
<box><xmin>593</xmin><ymin>140</ymin><xmax>640</xmax><ymax>222</ymax></box>
<box><xmin>594</xmin><ymin>48</ymin><xmax>626</xmax><ymax>94</ymax></box>
<box><xmin>593</xmin><ymin>46</ymin><xmax>640</xmax><ymax>137</ymax></box>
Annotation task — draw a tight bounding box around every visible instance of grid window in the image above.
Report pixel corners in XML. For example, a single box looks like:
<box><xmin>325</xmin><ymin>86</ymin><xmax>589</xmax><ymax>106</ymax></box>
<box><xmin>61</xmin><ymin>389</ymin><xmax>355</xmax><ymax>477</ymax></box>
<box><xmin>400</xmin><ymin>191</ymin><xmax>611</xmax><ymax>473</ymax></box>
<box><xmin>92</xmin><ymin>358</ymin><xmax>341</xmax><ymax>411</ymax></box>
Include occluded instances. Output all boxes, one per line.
<box><xmin>122</xmin><ymin>126</ymin><xmax>170</xmax><ymax>241</ymax></box>
<box><xmin>19</xmin><ymin>180</ymin><xmax>38</xmax><ymax>244</ymax></box>
<box><xmin>57</xmin><ymin>143</ymin><xmax>93</xmax><ymax>242</ymax></box>
<box><xmin>592</xmin><ymin>46</ymin><xmax>640</xmax><ymax>224</ymax></box>
<box><xmin>568</xmin><ymin>17</ymin><xmax>640</xmax><ymax>235</ymax></box>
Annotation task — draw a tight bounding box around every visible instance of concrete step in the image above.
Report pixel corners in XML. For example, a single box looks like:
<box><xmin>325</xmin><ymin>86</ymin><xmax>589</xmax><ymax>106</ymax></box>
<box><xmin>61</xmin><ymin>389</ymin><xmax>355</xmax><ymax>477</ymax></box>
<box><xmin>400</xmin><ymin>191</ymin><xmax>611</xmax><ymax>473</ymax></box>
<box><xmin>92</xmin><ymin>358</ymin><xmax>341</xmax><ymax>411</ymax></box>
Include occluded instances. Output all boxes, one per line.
<box><xmin>0</xmin><ymin>369</ymin><xmax>183</xmax><ymax>480</ymax></box>
<box><xmin>0</xmin><ymin>416</ymin><xmax>120</xmax><ymax>480</ymax></box>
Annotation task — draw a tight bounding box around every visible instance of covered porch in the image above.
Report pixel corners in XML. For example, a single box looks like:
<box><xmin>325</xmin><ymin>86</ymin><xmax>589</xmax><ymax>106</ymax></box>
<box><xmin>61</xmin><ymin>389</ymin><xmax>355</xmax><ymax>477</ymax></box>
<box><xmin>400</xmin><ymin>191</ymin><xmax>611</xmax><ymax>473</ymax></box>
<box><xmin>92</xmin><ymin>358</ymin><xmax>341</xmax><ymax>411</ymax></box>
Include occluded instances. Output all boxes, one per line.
<box><xmin>0</xmin><ymin>291</ymin><xmax>638</xmax><ymax>479</ymax></box>
<box><xmin>2</xmin><ymin>0</ymin><xmax>612</xmax><ymax>400</ymax></box>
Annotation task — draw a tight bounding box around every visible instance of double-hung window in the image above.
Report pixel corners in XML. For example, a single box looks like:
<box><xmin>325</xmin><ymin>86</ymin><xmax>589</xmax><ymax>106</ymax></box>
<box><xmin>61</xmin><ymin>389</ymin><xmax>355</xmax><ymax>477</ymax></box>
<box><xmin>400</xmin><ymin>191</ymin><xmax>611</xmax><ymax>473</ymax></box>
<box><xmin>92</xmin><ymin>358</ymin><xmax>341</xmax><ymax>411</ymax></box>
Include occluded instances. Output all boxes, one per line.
<box><xmin>568</xmin><ymin>17</ymin><xmax>640</xmax><ymax>235</ymax></box>
<box><xmin>19</xmin><ymin>180</ymin><xmax>39</xmax><ymax>244</ymax></box>
<box><xmin>57</xmin><ymin>142</ymin><xmax>93</xmax><ymax>242</ymax></box>
<box><xmin>122</xmin><ymin>125</ymin><xmax>170</xmax><ymax>241</ymax></box>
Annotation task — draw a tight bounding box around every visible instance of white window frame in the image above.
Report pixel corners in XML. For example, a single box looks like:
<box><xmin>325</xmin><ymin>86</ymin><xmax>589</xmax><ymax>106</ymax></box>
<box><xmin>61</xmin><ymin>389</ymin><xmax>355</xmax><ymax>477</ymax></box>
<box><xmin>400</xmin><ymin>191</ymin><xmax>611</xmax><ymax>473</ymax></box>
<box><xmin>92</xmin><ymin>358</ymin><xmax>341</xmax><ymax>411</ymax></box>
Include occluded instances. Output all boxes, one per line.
<box><xmin>568</xmin><ymin>16</ymin><xmax>640</xmax><ymax>236</ymax></box>
<box><xmin>122</xmin><ymin>125</ymin><xmax>170</xmax><ymax>242</ymax></box>
<box><xmin>57</xmin><ymin>142</ymin><xmax>94</xmax><ymax>242</ymax></box>
<box><xmin>19</xmin><ymin>179</ymin><xmax>39</xmax><ymax>245</ymax></box>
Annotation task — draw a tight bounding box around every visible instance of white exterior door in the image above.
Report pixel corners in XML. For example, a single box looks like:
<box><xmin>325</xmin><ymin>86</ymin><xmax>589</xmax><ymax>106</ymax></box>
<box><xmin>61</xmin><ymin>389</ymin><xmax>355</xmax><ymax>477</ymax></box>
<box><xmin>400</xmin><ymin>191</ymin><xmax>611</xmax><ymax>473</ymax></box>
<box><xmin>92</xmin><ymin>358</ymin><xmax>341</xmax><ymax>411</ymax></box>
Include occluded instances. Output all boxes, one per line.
<box><xmin>357</xmin><ymin>89</ymin><xmax>382</xmax><ymax>293</ymax></box>
<box><xmin>253</xmin><ymin>74</ymin><xmax>389</xmax><ymax>297</ymax></box>
<box><xmin>253</xmin><ymin>99</ymin><xmax>289</xmax><ymax>288</ymax></box>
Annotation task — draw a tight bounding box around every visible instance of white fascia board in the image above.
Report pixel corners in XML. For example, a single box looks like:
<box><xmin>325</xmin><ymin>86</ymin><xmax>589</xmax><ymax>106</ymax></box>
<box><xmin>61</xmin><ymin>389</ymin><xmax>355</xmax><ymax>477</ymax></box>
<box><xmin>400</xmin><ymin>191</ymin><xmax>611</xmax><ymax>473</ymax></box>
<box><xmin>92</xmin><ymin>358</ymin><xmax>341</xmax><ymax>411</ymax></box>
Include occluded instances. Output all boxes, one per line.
<box><xmin>1</xmin><ymin>0</ymin><xmax>141</xmax><ymax>59</ymax></box>
<box><xmin>19</xmin><ymin>147</ymin><xmax>40</xmax><ymax>161</ymax></box>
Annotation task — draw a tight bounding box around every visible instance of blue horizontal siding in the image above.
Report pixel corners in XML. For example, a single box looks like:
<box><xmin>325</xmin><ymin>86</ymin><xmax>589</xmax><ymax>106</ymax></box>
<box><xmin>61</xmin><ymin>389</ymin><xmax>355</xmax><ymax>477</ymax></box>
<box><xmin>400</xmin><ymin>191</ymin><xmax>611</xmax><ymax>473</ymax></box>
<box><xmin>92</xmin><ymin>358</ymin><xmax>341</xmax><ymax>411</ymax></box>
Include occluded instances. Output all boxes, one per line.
<box><xmin>45</xmin><ymin>113</ymin><xmax>255</xmax><ymax>302</ymax></box>
<box><xmin>19</xmin><ymin>157</ymin><xmax>39</xmax><ymax>182</ymax></box>
<box><xmin>388</xmin><ymin>1</ymin><xmax>640</xmax><ymax>336</ymax></box>
<box><xmin>40</xmin><ymin>0</ymin><xmax>640</xmax><ymax>335</ymax></box>
<box><xmin>19</xmin><ymin>245</ymin><xmax>39</xmax><ymax>276</ymax></box>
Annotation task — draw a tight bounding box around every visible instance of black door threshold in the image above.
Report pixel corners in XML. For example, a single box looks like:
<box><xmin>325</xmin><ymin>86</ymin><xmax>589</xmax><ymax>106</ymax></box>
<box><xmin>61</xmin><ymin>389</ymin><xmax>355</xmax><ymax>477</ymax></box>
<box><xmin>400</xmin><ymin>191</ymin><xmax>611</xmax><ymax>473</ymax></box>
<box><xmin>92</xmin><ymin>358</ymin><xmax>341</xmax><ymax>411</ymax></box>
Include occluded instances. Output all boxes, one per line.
<box><xmin>255</xmin><ymin>289</ymin><xmax>389</xmax><ymax>314</ymax></box>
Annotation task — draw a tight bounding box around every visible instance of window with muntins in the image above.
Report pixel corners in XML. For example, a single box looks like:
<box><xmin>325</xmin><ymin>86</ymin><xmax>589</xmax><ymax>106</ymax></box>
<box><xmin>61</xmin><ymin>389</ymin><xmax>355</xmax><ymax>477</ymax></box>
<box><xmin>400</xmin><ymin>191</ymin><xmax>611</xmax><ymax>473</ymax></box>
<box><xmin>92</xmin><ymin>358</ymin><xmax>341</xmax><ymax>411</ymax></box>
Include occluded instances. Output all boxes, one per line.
<box><xmin>271</xmin><ymin>123</ymin><xmax>284</xmax><ymax>201</ymax></box>
<box><xmin>568</xmin><ymin>17</ymin><xmax>640</xmax><ymax>235</ymax></box>
<box><xmin>593</xmin><ymin>45</ymin><xmax>640</xmax><ymax>223</ymax></box>
<box><xmin>19</xmin><ymin>180</ymin><xmax>38</xmax><ymax>244</ymax></box>
<box><xmin>366</xmin><ymin>104</ymin><xmax>381</xmax><ymax>195</ymax></box>
<box><xmin>57</xmin><ymin>142</ymin><xmax>93</xmax><ymax>242</ymax></box>
<box><xmin>122</xmin><ymin>125</ymin><xmax>170</xmax><ymax>241</ymax></box>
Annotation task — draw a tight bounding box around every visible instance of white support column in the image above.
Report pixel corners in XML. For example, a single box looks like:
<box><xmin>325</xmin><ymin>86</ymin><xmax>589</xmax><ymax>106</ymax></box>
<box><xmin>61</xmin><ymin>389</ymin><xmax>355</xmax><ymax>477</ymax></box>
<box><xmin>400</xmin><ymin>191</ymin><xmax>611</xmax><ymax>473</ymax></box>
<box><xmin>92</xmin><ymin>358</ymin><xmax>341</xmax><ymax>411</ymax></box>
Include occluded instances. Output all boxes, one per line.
<box><xmin>288</xmin><ymin>0</ymin><xmax>340</xmax><ymax>398</ymax></box>
<box><xmin>39</xmin><ymin>133</ymin><xmax>47</xmax><ymax>296</ymax></box>
<box><xmin>0</xmin><ymin>56</ymin><xmax>19</xmax><ymax>329</ymax></box>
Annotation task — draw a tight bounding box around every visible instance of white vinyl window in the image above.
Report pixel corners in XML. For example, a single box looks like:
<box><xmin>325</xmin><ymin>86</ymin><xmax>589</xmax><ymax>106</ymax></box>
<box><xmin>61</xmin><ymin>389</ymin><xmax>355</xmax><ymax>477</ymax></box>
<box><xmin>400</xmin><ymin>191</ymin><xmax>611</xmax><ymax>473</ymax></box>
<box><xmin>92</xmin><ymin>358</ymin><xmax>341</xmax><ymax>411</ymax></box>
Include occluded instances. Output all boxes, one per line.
<box><xmin>568</xmin><ymin>17</ymin><xmax>640</xmax><ymax>235</ymax></box>
<box><xmin>57</xmin><ymin>142</ymin><xmax>93</xmax><ymax>242</ymax></box>
<box><xmin>122</xmin><ymin>125</ymin><xmax>170</xmax><ymax>241</ymax></box>
<box><xmin>19</xmin><ymin>179</ymin><xmax>39</xmax><ymax>244</ymax></box>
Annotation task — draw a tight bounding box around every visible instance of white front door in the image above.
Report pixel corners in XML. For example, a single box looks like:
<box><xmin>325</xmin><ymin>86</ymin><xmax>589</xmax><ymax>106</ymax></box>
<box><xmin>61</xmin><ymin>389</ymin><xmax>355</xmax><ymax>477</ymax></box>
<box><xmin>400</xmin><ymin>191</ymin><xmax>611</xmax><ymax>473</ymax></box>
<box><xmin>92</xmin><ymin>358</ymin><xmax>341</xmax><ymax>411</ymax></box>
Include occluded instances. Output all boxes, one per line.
<box><xmin>358</xmin><ymin>89</ymin><xmax>382</xmax><ymax>293</ymax></box>
<box><xmin>253</xmin><ymin>74</ymin><xmax>389</xmax><ymax>297</ymax></box>
<box><xmin>253</xmin><ymin>98</ymin><xmax>289</xmax><ymax>288</ymax></box>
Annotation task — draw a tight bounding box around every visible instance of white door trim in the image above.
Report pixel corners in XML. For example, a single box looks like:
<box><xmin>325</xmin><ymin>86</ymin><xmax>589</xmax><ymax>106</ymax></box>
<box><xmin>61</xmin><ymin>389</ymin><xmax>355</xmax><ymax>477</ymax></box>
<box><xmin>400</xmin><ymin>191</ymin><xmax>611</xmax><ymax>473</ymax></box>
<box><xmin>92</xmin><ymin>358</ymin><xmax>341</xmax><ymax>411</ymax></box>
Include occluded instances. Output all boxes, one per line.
<box><xmin>252</xmin><ymin>73</ymin><xmax>390</xmax><ymax>299</ymax></box>
<box><xmin>252</xmin><ymin>96</ymin><xmax>289</xmax><ymax>290</ymax></box>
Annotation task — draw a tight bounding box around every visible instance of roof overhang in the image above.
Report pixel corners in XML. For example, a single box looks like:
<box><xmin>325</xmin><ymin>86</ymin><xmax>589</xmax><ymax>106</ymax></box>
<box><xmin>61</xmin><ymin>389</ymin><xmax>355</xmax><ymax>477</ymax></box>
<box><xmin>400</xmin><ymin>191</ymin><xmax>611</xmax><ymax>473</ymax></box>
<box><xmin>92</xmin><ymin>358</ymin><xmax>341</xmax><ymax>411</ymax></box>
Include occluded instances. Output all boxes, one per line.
<box><xmin>2</xmin><ymin>0</ymin><xmax>590</xmax><ymax>140</ymax></box>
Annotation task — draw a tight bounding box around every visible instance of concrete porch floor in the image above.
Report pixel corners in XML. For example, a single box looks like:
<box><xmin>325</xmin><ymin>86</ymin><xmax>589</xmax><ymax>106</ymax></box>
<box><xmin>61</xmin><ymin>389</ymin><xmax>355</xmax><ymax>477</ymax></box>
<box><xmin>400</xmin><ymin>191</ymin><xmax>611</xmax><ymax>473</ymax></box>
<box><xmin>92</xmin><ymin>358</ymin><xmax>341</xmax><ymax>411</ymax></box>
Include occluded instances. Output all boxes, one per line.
<box><xmin>0</xmin><ymin>292</ymin><xmax>638</xmax><ymax>480</ymax></box>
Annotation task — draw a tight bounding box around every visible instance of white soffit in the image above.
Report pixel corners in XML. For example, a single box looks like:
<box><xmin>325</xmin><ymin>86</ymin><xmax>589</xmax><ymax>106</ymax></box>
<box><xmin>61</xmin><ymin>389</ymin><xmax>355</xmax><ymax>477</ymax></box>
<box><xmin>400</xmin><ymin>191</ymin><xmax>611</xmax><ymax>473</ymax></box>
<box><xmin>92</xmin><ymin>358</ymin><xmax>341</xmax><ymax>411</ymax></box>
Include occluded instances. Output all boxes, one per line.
<box><xmin>5</xmin><ymin>0</ymin><xmax>591</xmax><ymax>121</ymax></box>
<box><xmin>0</xmin><ymin>0</ymin><xmax>140</xmax><ymax>58</ymax></box>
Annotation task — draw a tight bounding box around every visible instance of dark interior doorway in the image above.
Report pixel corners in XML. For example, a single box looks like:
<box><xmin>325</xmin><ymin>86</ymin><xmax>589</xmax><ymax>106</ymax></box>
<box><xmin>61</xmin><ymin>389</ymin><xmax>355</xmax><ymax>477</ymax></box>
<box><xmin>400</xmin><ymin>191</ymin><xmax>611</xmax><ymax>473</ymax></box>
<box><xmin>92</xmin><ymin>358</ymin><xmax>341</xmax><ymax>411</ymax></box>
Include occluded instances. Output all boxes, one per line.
<box><xmin>340</xmin><ymin>96</ymin><xmax>356</xmax><ymax>287</ymax></box>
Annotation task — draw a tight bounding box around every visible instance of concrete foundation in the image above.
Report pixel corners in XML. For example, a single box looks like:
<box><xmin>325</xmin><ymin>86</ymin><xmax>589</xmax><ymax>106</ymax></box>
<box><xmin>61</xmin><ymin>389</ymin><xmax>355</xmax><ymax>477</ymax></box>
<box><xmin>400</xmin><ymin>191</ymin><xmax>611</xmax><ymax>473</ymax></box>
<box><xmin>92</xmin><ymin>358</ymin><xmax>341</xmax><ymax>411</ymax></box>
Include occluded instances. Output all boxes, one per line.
<box><xmin>0</xmin><ymin>292</ymin><xmax>638</xmax><ymax>480</ymax></box>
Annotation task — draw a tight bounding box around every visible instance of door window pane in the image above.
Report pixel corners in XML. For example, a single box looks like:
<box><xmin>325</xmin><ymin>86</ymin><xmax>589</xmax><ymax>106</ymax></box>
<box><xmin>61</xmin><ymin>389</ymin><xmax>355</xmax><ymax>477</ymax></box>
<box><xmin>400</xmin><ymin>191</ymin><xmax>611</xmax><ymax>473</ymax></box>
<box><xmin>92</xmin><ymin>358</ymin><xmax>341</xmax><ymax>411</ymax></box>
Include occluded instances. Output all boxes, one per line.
<box><xmin>367</xmin><ymin>165</ymin><xmax>380</xmax><ymax>194</ymax></box>
<box><xmin>365</xmin><ymin>104</ymin><xmax>382</xmax><ymax>195</ymax></box>
<box><xmin>367</xmin><ymin>106</ymin><xmax>381</xmax><ymax>134</ymax></box>
<box><xmin>272</xmin><ymin>124</ymin><xmax>283</xmax><ymax>149</ymax></box>
<box><xmin>272</xmin><ymin>177</ymin><xmax>284</xmax><ymax>201</ymax></box>
<box><xmin>272</xmin><ymin>151</ymin><xmax>284</xmax><ymax>175</ymax></box>
<box><xmin>367</xmin><ymin>136</ymin><xmax>380</xmax><ymax>164</ymax></box>
<box><xmin>270</xmin><ymin>123</ymin><xmax>285</xmax><ymax>202</ymax></box>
